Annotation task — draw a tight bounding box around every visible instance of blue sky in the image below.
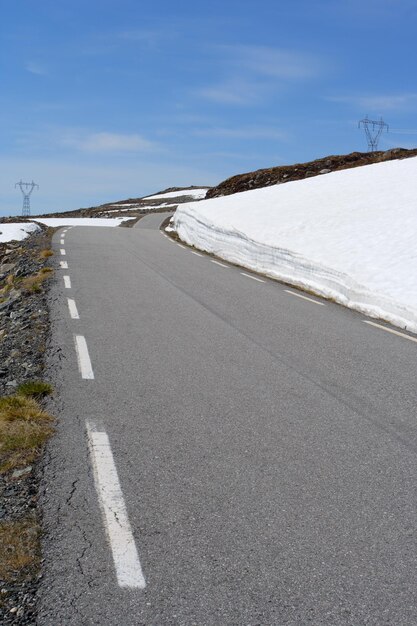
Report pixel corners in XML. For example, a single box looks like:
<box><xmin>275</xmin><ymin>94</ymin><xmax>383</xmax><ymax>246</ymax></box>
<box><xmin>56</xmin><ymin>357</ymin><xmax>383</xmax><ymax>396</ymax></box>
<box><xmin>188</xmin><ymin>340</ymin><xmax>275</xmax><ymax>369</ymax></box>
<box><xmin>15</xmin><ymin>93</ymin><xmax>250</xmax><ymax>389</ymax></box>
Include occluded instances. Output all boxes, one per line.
<box><xmin>1</xmin><ymin>0</ymin><xmax>417</xmax><ymax>216</ymax></box>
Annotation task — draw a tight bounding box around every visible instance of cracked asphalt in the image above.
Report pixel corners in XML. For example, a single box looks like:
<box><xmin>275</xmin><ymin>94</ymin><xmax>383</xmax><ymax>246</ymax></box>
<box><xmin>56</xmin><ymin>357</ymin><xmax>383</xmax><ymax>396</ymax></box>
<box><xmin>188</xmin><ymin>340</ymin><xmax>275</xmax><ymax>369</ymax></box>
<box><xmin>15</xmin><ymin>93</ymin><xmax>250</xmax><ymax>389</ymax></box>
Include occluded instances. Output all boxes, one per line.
<box><xmin>38</xmin><ymin>216</ymin><xmax>417</xmax><ymax>625</ymax></box>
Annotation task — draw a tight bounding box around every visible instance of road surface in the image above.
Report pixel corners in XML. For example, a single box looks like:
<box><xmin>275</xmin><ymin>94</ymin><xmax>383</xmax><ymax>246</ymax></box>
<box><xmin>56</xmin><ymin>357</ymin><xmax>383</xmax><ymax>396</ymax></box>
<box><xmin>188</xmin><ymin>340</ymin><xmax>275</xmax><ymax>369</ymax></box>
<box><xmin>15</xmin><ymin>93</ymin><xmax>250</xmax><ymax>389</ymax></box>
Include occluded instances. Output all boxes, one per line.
<box><xmin>39</xmin><ymin>215</ymin><xmax>417</xmax><ymax>625</ymax></box>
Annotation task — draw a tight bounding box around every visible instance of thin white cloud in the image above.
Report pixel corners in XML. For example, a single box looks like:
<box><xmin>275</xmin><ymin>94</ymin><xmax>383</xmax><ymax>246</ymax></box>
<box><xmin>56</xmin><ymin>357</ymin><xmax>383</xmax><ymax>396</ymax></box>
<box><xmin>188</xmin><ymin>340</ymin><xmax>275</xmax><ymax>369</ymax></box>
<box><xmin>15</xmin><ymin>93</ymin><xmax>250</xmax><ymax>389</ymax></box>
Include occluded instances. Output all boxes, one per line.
<box><xmin>329</xmin><ymin>93</ymin><xmax>417</xmax><ymax>112</ymax></box>
<box><xmin>64</xmin><ymin>132</ymin><xmax>157</xmax><ymax>153</ymax></box>
<box><xmin>26</xmin><ymin>61</ymin><xmax>48</xmax><ymax>76</ymax></box>
<box><xmin>198</xmin><ymin>79</ymin><xmax>271</xmax><ymax>106</ymax></box>
<box><xmin>193</xmin><ymin>126</ymin><xmax>288</xmax><ymax>140</ymax></box>
<box><xmin>197</xmin><ymin>45</ymin><xmax>325</xmax><ymax>105</ymax></box>
<box><xmin>220</xmin><ymin>45</ymin><xmax>324</xmax><ymax>80</ymax></box>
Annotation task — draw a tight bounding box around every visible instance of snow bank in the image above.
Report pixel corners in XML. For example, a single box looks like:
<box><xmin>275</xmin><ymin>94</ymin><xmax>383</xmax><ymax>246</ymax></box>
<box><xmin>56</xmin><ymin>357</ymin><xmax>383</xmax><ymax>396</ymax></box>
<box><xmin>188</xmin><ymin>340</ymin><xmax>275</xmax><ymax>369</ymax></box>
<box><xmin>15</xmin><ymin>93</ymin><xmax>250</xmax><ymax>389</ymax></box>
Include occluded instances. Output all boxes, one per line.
<box><xmin>108</xmin><ymin>203</ymin><xmax>178</xmax><ymax>212</ymax></box>
<box><xmin>173</xmin><ymin>157</ymin><xmax>417</xmax><ymax>333</ymax></box>
<box><xmin>144</xmin><ymin>188</ymin><xmax>208</xmax><ymax>200</ymax></box>
<box><xmin>0</xmin><ymin>222</ymin><xmax>40</xmax><ymax>243</ymax></box>
<box><xmin>32</xmin><ymin>217</ymin><xmax>129</xmax><ymax>227</ymax></box>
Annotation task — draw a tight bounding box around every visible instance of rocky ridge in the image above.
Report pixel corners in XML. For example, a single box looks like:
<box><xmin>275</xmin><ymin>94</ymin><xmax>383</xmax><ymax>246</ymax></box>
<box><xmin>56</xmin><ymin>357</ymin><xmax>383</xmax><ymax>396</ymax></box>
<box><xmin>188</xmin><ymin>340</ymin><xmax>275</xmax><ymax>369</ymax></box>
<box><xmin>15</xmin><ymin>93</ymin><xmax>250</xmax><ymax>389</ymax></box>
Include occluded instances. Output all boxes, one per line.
<box><xmin>206</xmin><ymin>148</ymin><xmax>417</xmax><ymax>198</ymax></box>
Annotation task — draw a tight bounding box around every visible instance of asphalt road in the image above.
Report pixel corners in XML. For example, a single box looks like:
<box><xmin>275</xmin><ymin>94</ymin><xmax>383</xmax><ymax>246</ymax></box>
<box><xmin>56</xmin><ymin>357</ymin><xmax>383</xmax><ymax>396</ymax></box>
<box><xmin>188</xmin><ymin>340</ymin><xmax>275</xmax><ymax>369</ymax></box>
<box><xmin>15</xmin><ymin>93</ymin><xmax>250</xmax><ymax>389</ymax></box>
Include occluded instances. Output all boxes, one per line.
<box><xmin>39</xmin><ymin>216</ymin><xmax>417</xmax><ymax>625</ymax></box>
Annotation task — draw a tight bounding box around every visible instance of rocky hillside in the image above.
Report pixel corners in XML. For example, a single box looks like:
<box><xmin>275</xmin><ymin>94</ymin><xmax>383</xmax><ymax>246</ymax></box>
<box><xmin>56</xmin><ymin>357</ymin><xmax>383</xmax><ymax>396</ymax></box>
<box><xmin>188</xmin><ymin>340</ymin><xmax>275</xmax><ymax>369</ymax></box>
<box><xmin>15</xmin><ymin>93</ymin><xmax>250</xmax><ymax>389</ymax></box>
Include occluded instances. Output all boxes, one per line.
<box><xmin>3</xmin><ymin>186</ymin><xmax>211</xmax><ymax>222</ymax></box>
<box><xmin>206</xmin><ymin>148</ymin><xmax>417</xmax><ymax>199</ymax></box>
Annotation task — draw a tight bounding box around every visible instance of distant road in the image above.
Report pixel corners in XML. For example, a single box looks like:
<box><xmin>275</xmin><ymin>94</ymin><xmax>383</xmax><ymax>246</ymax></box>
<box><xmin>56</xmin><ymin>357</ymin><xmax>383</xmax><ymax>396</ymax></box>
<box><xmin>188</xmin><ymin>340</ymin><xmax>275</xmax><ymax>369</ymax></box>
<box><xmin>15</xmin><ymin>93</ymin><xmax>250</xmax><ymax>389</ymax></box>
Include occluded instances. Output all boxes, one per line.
<box><xmin>134</xmin><ymin>211</ymin><xmax>173</xmax><ymax>229</ymax></box>
<box><xmin>39</xmin><ymin>215</ymin><xmax>417</xmax><ymax>625</ymax></box>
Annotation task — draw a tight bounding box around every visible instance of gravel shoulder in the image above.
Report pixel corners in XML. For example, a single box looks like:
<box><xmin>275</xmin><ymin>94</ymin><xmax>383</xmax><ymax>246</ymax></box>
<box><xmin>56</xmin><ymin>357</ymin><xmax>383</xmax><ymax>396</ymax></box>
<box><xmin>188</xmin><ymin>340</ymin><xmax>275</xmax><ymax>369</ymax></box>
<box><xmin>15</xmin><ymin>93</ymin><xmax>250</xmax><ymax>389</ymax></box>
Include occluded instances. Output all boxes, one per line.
<box><xmin>0</xmin><ymin>227</ymin><xmax>55</xmax><ymax>625</ymax></box>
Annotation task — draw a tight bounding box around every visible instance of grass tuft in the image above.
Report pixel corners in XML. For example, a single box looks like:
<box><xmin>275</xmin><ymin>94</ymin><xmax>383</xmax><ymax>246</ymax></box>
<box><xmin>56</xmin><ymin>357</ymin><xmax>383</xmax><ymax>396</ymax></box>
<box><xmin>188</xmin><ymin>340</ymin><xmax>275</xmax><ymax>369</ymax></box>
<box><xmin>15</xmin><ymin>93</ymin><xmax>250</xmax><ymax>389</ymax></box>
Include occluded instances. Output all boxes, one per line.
<box><xmin>40</xmin><ymin>249</ymin><xmax>53</xmax><ymax>258</ymax></box>
<box><xmin>20</xmin><ymin>271</ymin><xmax>50</xmax><ymax>293</ymax></box>
<box><xmin>16</xmin><ymin>380</ymin><xmax>53</xmax><ymax>399</ymax></box>
<box><xmin>0</xmin><ymin>393</ymin><xmax>54</xmax><ymax>472</ymax></box>
<box><xmin>0</xmin><ymin>518</ymin><xmax>40</xmax><ymax>582</ymax></box>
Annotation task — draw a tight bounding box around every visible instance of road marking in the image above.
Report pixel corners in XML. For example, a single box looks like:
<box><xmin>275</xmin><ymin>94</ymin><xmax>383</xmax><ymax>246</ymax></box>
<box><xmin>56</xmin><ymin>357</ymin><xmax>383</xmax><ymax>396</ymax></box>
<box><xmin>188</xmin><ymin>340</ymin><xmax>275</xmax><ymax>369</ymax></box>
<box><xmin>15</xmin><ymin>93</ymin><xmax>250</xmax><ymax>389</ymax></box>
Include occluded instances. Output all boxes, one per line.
<box><xmin>177</xmin><ymin>243</ymin><xmax>186</xmax><ymax>249</ymax></box>
<box><xmin>74</xmin><ymin>335</ymin><xmax>94</xmax><ymax>379</ymax></box>
<box><xmin>168</xmin><ymin>238</ymin><xmax>176</xmax><ymax>244</ymax></box>
<box><xmin>285</xmin><ymin>289</ymin><xmax>325</xmax><ymax>306</ymax></box>
<box><xmin>60</xmin><ymin>261</ymin><xmax>69</xmax><ymax>269</ymax></box>
<box><xmin>86</xmin><ymin>423</ymin><xmax>146</xmax><ymax>589</ymax></box>
<box><xmin>60</xmin><ymin>239</ymin><xmax>65</xmax><ymax>245</ymax></box>
<box><xmin>63</xmin><ymin>275</ymin><xmax>71</xmax><ymax>289</ymax></box>
<box><xmin>60</xmin><ymin>249</ymin><xmax>66</xmax><ymax>255</ymax></box>
<box><xmin>241</xmin><ymin>272</ymin><xmax>265</xmax><ymax>283</ymax></box>
<box><xmin>191</xmin><ymin>251</ymin><xmax>203</xmax><ymax>257</ymax></box>
<box><xmin>67</xmin><ymin>298</ymin><xmax>80</xmax><ymax>319</ymax></box>
<box><xmin>363</xmin><ymin>320</ymin><xmax>417</xmax><ymax>344</ymax></box>
<box><xmin>211</xmin><ymin>260</ymin><xmax>229</xmax><ymax>268</ymax></box>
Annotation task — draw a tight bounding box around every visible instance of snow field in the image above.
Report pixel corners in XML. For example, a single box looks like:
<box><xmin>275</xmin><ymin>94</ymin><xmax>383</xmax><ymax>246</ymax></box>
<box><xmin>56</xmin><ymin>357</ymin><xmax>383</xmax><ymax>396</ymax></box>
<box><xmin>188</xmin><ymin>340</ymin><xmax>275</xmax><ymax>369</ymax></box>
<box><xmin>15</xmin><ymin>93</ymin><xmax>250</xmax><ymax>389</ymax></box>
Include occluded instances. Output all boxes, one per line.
<box><xmin>0</xmin><ymin>222</ymin><xmax>40</xmax><ymax>243</ymax></box>
<box><xmin>32</xmin><ymin>217</ymin><xmax>130</xmax><ymax>227</ymax></box>
<box><xmin>144</xmin><ymin>188</ymin><xmax>208</xmax><ymax>200</ymax></box>
<box><xmin>173</xmin><ymin>157</ymin><xmax>417</xmax><ymax>333</ymax></box>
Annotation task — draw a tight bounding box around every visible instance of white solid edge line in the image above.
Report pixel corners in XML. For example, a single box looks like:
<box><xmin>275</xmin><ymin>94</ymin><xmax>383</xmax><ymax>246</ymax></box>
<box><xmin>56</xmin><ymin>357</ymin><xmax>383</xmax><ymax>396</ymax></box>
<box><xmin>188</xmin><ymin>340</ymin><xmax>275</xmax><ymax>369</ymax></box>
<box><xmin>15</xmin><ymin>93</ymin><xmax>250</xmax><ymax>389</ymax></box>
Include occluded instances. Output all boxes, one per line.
<box><xmin>285</xmin><ymin>289</ymin><xmax>325</xmax><ymax>306</ymax></box>
<box><xmin>60</xmin><ymin>261</ymin><xmax>68</xmax><ymax>269</ymax></box>
<box><xmin>60</xmin><ymin>249</ymin><xmax>66</xmax><ymax>255</ymax></box>
<box><xmin>67</xmin><ymin>298</ymin><xmax>80</xmax><ymax>319</ymax></box>
<box><xmin>241</xmin><ymin>272</ymin><xmax>265</xmax><ymax>283</ymax></box>
<box><xmin>211</xmin><ymin>260</ymin><xmax>229</xmax><ymax>268</ymax></box>
<box><xmin>191</xmin><ymin>251</ymin><xmax>203</xmax><ymax>257</ymax></box>
<box><xmin>168</xmin><ymin>238</ymin><xmax>176</xmax><ymax>244</ymax></box>
<box><xmin>74</xmin><ymin>335</ymin><xmax>94</xmax><ymax>379</ymax></box>
<box><xmin>86</xmin><ymin>423</ymin><xmax>146</xmax><ymax>589</ymax></box>
<box><xmin>177</xmin><ymin>243</ymin><xmax>186</xmax><ymax>249</ymax></box>
<box><xmin>63</xmin><ymin>275</ymin><xmax>71</xmax><ymax>289</ymax></box>
<box><xmin>363</xmin><ymin>320</ymin><xmax>417</xmax><ymax>344</ymax></box>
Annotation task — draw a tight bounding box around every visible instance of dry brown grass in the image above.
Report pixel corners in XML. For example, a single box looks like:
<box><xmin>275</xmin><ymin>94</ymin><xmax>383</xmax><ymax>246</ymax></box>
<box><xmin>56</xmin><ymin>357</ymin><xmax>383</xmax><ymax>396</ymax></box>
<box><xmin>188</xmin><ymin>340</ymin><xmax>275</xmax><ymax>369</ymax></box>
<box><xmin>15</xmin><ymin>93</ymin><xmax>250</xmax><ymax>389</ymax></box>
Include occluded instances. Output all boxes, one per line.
<box><xmin>19</xmin><ymin>270</ymin><xmax>52</xmax><ymax>293</ymax></box>
<box><xmin>0</xmin><ymin>395</ymin><xmax>54</xmax><ymax>472</ymax></box>
<box><xmin>0</xmin><ymin>518</ymin><xmax>40</xmax><ymax>581</ymax></box>
<box><xmin>39</xmin><ymin>249</ymin><xmax>53</xmax><ymax>258</ymax></box>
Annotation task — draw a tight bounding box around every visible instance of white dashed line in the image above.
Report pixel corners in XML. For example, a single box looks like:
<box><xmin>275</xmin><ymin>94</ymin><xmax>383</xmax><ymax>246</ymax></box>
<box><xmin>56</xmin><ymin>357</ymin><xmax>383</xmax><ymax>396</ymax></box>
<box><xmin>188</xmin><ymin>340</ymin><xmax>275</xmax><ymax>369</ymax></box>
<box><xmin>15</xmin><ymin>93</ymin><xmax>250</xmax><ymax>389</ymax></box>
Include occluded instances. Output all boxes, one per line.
<box><xmin>211</xmin><ymin>260</ymin><xmax>229</xmax><ymax>268</ymax></box>
<box><xmin>60</xmin><ymin>239</ymin><xmax>65</xmax><ymax>245</ymax></box>
<box><xmin>363</xmin><ymin>320</ymin><xmax>417</xmax><ymax>344</ymax></box>
<box><xmin>177</xmin><ymin>243</ymin><xmax>186</xmax><ymax>249</ymax></box>
<box><xmin>74</xmin><ymin>335</ymin><xmax>94</xmax><ymax>379</ymax></box>
<box><xmin>60</xmin><ymin>249</ymin><xmax>66</xmax><ymax>255</ymax></box>
<box><xmin>60</xmin><ymin>261</ymin><xmax>68</xmax><ymax>269</ymax></box>
<box><xmin>63</xmin><ymin>275</ymin><xmax>71</xmax><ymax>289</ymax></box>
<box><xmin>87</xmin><ymin>423</ymin><xmax>146</xmax><ymax>589</ymax></box>
<box><xmin>191</xmin><ymin>251</ymin><xmax>204</xmax><ymax>257</ymax></box>
<box><xmin>168</xmin><ymin>238</ymin><xmax>176</xmax><ymax>244</ymax></box>
<box><xmin>241</xmin><ymin>272</ymin><xmax>265</xmax><ymax>283</ymax></box>
<box><xmin>67</xmin><ymin>298</ymin><xmax>80</xmax><ymax>319</ymax></box>
<box><xmin>285</xmin><ymin>290</ymin><xmax>325</xmax><ymax>306</ymax></box>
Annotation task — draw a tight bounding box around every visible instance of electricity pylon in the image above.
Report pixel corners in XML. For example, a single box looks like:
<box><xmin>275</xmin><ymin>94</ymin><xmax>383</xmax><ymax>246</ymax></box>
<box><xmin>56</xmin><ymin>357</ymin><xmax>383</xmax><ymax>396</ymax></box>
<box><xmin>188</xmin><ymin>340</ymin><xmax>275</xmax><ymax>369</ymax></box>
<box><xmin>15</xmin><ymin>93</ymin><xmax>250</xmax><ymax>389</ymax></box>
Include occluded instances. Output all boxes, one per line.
<box><xmin>358</xmin><ymin>116</ymin><xmax>389</xmax><ymax>152</ymax></box>
<box><xmin>15</xmin><ymin>180</ymin><xmax>39</xmax><ymax>216</ymax></box>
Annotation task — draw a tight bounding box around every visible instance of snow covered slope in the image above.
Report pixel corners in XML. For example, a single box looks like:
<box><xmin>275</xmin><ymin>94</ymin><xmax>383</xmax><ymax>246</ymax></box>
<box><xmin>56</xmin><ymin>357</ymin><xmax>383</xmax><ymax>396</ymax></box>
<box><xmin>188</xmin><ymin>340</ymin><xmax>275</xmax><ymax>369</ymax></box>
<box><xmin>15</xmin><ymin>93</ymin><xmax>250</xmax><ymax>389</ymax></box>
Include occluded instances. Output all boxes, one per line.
<box><xmin>144</xmin><ymin>188</ymin><xmax>207</xmax><ymax>200</ymax></box>
<box><xmin>173</xmin><ymin>157</ymin><xmax>417</xmax><ymax>333</ymax></box>
<box><xmin>0</xmin><ymin>222</ymin><xmax>40</xmax><ymax>243</ymax></box>
<box><xmin>33</xmin><ymin>217</ymin><xmax>129</xmax><ymax>227</ymax></box>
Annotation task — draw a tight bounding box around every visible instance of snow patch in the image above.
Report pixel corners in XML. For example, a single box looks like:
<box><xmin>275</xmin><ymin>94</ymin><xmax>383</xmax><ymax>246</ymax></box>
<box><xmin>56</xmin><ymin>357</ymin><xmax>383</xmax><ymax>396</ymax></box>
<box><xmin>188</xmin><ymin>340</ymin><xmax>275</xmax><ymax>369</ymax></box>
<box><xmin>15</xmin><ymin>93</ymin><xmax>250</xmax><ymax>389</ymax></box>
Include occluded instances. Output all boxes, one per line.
<box><xmin>173</xmin><ymin>157</ymin><xmax>417</xmax><ymax>334</ymax></box>
<box><xmin>32</xmin><ymin>217</ymin><xmax>130</xmax><ymax>227</ymax></box>
<box><xmin>144</xmin><ymin>189</ymin><xmax>208</xmax><ymax>200</ymax></box>
<box><xmin>0</xmin><ymin>222</ymin><xmax>40</xmax><ymax>243</ymax></box>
